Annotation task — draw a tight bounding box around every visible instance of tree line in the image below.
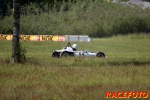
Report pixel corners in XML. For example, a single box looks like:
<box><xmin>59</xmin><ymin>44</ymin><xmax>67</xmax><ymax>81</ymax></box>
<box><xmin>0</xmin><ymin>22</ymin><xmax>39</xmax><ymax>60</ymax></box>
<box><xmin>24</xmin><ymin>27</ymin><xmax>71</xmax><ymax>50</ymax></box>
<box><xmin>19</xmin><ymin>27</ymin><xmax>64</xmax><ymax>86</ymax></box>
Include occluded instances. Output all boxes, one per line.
<box><xmin>1</xmin><ymin>0</ymin><xmax>150</xmax><ymax>37</ymax></box>
<box><xmin>1</xmin><ymin>0</ymin><xmax>150</xmax><ymax>17</ymax></box>
<box><xmin>0</xmin><ymin>0</ymin><xmax>78</xmax><ymax>17</ymax></box>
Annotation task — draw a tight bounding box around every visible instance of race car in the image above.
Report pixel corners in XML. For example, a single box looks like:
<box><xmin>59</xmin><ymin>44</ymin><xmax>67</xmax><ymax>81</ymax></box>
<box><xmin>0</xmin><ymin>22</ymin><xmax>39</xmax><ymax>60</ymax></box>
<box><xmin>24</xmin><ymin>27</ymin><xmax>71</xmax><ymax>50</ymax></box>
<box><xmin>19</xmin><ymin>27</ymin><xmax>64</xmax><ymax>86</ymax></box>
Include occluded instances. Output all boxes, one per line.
<box><xmin>52</xmin><ymin>42</ymin><xmax>105</xmax><ymax>58</ymax></box>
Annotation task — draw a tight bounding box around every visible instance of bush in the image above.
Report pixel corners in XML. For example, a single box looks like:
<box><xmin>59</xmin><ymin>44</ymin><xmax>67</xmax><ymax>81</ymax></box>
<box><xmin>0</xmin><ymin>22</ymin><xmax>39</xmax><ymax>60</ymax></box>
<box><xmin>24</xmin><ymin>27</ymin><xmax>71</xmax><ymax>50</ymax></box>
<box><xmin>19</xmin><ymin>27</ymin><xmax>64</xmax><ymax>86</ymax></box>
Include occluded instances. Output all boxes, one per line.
<box><xmin>12</xmin><ymin>43</ymin><xmax>27</xmax><ymax>63</ymax></box>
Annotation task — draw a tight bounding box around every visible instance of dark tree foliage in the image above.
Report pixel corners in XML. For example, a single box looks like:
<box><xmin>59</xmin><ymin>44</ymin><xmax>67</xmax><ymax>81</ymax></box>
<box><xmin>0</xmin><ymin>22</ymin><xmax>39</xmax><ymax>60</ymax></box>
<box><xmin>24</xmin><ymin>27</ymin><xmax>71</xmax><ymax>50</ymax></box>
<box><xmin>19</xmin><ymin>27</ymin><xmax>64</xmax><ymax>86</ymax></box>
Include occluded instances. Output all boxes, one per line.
<box><xmin>0</xmin><ymin>0</ymin><xmax>78</xmax><ymax>17</ymax></box>
<box><xmin>0</xmin><ymin>0</ymin><xmax>7</xmax><ymax>17</ymax></box>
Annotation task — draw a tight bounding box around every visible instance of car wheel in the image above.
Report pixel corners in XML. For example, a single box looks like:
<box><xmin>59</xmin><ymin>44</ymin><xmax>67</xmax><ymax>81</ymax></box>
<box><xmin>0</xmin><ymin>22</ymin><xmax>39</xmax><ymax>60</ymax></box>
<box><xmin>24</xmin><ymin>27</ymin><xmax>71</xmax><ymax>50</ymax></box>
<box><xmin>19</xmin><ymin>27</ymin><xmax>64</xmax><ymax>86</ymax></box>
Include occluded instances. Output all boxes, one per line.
<box><xmin>60</xmin><ymin>51</ymin><xmax>69</xmax><ymax>57</ymax></box>
<box><xmin>96</xmin><ymin>52</ymin><xmax>105</xmax><ymax>58</ymax></box>
<box><xmin>52</xmin><ymin>51</ymin><xmax>59</xmax><ymax>57</ymax></box>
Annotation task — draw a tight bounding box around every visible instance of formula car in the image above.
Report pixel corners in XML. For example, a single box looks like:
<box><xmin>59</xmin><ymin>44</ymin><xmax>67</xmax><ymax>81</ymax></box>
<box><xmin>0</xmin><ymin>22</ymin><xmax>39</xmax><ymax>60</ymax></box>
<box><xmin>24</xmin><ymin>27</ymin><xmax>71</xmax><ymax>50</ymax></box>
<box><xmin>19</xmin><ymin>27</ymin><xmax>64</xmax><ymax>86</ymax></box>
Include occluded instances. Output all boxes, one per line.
<box><xmin>52</xmin><ymin>42</ymin><xmax>105</xmax><ymax>58</ymax></box>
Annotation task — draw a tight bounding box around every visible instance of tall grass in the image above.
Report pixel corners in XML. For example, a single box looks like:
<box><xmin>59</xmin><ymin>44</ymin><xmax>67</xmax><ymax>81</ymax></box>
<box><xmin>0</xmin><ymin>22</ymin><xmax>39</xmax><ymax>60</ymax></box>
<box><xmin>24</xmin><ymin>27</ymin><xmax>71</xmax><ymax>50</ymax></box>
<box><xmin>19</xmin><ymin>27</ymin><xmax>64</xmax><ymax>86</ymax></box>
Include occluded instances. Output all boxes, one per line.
<box><xmin>0</xmin><ymin>0</ymin><xmax>150</xmax><ymax>37</ymax></box>
<box><xmin>0</xmin><ymin>34</ymin><xmax>150</xmax><ymax>100</ymax></box>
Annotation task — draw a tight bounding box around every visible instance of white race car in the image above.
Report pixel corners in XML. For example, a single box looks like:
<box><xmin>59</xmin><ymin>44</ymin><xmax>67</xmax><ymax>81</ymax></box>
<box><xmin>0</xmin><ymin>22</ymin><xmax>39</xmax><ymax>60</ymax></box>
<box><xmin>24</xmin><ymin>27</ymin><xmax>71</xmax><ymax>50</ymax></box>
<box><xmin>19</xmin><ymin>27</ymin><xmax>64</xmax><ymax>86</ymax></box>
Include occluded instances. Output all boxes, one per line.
<box><xmin>52</xmin><ymin>42</ymin><xmax>105</xmax><ymax>58</ymax></box>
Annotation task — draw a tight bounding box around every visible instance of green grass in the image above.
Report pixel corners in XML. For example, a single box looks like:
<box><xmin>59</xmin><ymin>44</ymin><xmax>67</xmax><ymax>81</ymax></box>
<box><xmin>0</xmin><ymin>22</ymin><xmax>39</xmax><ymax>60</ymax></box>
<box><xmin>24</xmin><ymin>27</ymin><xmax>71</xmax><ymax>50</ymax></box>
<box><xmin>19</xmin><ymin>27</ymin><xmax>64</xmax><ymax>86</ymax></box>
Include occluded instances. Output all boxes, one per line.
<box><xmin>0</xmin><ymin>34</ymin><xmax>150</xmax><ymax>100</ymax></box>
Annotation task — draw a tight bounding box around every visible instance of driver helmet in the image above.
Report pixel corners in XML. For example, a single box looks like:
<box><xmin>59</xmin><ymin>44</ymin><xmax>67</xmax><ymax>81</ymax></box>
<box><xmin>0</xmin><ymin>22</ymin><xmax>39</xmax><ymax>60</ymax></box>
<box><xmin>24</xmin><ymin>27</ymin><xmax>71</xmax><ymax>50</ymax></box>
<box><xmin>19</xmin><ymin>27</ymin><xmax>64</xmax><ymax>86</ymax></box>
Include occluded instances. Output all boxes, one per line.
<box><xmin>72</xmin><ymin>44</ymin><xmax>78</xmax><ymax>51</ymax></box>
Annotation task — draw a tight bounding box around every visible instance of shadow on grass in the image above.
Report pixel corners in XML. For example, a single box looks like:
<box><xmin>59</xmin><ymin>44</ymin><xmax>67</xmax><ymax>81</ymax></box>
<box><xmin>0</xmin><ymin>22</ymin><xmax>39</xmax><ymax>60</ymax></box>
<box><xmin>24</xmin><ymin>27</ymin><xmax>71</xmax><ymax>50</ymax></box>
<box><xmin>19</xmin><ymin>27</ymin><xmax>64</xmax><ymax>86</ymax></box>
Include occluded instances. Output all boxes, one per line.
<box><xmin>1</xmin><ymin>57</ymin><xmax>150</xmax><ymax>67</ymax></box>
<box><xmin>108</xmin><ymin>60</ymin><xmax>150</xmax><ymax>66</ymax></box>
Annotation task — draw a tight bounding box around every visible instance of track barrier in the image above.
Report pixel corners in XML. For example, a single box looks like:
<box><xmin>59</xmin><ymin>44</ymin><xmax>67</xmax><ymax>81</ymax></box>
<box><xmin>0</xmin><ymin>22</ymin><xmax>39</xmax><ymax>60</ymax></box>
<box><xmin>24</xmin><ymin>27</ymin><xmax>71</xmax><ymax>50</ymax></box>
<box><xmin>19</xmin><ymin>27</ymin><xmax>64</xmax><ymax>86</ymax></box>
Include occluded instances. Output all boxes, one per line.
<box><xmin>0</xmin><ymin>34</ymin><xmax>92</xmax><ymax>42</ymax></box>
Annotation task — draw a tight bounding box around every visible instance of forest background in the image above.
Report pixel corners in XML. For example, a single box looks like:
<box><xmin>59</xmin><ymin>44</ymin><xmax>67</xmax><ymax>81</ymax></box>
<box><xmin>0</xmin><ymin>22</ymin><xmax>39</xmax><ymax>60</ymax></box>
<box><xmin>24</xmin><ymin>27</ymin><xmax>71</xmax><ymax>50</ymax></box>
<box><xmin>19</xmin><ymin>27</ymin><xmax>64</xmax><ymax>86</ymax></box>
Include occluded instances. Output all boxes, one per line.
<box><xmin>0</xmin><ymin>0</ymin><xmax>150</xmax><ymax>37</ymax></box>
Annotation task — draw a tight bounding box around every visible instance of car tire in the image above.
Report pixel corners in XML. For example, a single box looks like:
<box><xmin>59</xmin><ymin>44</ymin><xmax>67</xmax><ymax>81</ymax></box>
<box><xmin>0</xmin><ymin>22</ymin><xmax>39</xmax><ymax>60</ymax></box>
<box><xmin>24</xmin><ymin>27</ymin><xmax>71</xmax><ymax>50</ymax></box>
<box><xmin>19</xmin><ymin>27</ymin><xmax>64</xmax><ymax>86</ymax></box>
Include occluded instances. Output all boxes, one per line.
<box><xmin>60</xmin><ymin>51</ymin><xmax>69</xmax><ymax>57</ymax></box>
<box><xmin>52</xmin><ymin>51</ymin><xmax>59</xmax><ymax>57</ymax></box>
<box><xmin>96</xmin><ymin>52</ymin><xmax>105</xmax><ymax>58</ymax></box>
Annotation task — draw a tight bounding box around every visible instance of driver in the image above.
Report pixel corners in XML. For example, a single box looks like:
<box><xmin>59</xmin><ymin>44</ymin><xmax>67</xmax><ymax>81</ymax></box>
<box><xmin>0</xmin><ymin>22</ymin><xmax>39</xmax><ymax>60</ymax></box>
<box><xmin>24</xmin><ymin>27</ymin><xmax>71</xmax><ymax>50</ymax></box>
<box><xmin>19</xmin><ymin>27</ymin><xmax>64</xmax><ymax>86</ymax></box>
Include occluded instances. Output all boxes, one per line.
<box><xmin>72</xmin><ymin>44</ymin><xmax>78</xmax><ymax>51</ymax></box>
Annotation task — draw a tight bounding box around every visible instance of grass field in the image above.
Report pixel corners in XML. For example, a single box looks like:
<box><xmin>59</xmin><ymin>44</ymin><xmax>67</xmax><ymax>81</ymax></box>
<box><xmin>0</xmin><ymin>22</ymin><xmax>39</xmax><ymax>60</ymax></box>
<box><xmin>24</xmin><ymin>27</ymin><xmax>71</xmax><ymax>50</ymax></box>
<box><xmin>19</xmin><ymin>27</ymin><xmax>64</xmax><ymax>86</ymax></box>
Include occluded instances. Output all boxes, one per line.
<box><xmin>0</xmin><ymin>34</ymin><xmax>150</xmax><ymax>100</ymax></box>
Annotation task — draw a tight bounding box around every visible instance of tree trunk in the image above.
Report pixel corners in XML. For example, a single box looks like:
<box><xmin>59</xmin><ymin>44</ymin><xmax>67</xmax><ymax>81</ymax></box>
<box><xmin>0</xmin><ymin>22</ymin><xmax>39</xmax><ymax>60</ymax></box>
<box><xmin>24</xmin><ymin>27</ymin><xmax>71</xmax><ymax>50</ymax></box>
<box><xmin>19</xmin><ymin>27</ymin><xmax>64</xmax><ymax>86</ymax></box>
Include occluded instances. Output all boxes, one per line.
<box><xmin>12</xmin><ymin>0</ymin><xmax>20</xmax><ymax>63</ymax></box>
